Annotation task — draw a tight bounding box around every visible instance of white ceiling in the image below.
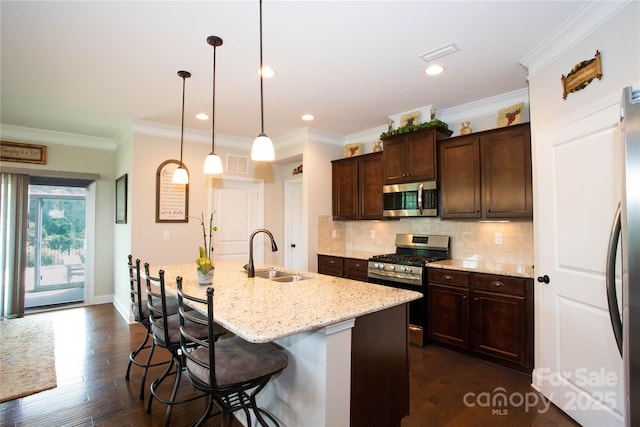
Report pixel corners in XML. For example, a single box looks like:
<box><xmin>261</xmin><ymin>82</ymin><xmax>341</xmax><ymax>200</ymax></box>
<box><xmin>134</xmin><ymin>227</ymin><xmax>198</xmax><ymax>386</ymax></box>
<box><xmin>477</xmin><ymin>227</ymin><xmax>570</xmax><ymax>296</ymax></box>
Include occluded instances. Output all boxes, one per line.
<box><xmin>0</xmin><ymin>1</ymin><xmax>586</xmax><ymax>144</ymax></box>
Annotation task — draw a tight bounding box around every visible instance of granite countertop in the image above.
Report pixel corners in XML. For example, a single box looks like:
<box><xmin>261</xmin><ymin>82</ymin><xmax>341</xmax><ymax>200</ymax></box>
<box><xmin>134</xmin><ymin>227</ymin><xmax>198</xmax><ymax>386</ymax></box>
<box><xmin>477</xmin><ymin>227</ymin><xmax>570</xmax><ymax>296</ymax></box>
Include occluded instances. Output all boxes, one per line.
<box><xmin>427</xmin><ymin>259</ymin><xmax>534</xmax><ymax>279</ymax></box>
<box><xmin>154</xmin><ymin>261</ymin><xmax>421</xmax><ymax>344</ymax></box>
<box><xmin>317</xmin><ymin>250</ymin><xmax>381</xmax><ymax>260</ymax></box>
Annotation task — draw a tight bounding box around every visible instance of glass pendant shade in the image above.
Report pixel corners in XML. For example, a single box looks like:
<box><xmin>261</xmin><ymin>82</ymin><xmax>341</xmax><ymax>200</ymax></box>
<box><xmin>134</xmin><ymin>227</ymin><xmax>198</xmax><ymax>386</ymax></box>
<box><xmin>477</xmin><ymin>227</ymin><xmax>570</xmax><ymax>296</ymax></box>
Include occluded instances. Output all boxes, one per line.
<box><xmin>252</xmin><ymin>132</ymin><xmax>275</xmax><ymax>161</ymax></box>
<box><xmin>205</xmin><ymin>35</ymin><xmax>224</xmax><ymax>175</ymax></box>
<box><xmin>251</xmin><ymin>0</ymin><xmax>275</xmax><ymax>162</ymax></box>
<box><xmin>203</xmin><ymin>152</ymin><xmax>223</xmax><ymax>174</ymax></box>
<box><xmin>174</xmin><ymin>70</ymin><xmax>191</xmax><ymax>184</ymax></box>
<box><xmin>172</xmin><ymin>166</ymin><xmax>189</xmax><ymax>184</ymax></box>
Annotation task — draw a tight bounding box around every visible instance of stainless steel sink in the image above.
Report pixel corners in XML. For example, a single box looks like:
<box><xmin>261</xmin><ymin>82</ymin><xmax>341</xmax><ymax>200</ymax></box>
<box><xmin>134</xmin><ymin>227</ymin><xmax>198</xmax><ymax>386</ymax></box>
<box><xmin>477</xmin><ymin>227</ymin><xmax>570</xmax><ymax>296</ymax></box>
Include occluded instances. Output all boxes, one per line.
<box><xmin>253</xmin><ymin>269</ymin><xmax>309</xmax><ymax>282</ymax></box>
<box><xmin>254</xmin><ymin>269</ymin><xmax>291</xmax><ymax>279</ymax></box>
<box><xmin>270</xmin><ymin>275</ymin><xmax>309</xmax><ymax>282</ymax></box>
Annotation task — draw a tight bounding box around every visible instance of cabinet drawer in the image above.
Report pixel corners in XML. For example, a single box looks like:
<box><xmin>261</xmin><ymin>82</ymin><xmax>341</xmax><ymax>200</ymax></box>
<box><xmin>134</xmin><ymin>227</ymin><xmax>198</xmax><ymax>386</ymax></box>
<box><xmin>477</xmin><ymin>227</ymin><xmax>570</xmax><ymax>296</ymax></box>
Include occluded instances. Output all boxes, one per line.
<box><xmin>428</xmin><ymin>268</ymin><xmax>469</xmax><ymax>288</ymax></box>
<box><xmin>344</xmin><ymin>258</ymin><xmax>368</xmax><ymax>282</ymax></box>
<box><xmin>471</xmin><ymin>274</ymin><xmax>525</xmax><ymax>296</ymax></box>
<box><xmin>318</xmin><ymin>255</ymin><xmax>344</xmax><ymax>277</ymax></box>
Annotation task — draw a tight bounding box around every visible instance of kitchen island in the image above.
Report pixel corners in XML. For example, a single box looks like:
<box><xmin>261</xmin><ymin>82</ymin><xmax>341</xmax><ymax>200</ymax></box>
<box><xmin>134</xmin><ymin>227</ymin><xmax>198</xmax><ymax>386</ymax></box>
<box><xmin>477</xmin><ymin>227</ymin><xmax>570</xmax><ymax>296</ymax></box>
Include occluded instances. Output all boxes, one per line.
<box><xmin>157</xmin><ymin>261</ymin><xmax>422</xmax><ymax>427</ymax></box>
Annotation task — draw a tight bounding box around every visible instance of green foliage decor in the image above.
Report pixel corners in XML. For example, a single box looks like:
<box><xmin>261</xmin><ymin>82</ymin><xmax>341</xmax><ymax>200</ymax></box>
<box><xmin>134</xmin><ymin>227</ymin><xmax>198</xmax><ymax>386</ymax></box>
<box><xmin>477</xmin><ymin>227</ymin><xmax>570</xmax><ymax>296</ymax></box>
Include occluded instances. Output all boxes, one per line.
<box><xmin>193</xmin><ymin>212</ymin><xmax>217</xmax><ymax>275</ymax></box>
<box><xmin>380</xmin><ymin>119</ymin><xmax>449</xmax><ymax>139</ymax></box>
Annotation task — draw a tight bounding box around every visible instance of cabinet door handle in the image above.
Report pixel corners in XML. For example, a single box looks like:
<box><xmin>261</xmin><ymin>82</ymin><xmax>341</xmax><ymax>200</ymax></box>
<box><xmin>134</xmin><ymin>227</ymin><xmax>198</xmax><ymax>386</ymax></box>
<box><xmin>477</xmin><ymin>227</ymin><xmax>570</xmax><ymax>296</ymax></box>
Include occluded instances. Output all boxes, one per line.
<box><xmin>444</xmin><ymin>275</ymin><xmax>453</xmax><ymax>280</ymax></box>
<box><xmin>474</xmin><ymin>297</ymin><xmax>479</xmax><ymax>301</ymax></box>
<box><xmin>491</xmin><ymin>281</ymin><xmax>504</xmax><ymax>287</ymax></box>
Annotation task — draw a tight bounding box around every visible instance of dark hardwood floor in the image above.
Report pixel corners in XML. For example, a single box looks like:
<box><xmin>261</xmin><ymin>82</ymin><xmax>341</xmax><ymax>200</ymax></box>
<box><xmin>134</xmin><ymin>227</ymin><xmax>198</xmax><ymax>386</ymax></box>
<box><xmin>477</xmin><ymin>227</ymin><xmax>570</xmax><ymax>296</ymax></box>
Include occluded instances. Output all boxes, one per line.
<box><xmin>0</xmin><ymin>304</ymin><xmax>580</xmax><ymax>426</ymax></box>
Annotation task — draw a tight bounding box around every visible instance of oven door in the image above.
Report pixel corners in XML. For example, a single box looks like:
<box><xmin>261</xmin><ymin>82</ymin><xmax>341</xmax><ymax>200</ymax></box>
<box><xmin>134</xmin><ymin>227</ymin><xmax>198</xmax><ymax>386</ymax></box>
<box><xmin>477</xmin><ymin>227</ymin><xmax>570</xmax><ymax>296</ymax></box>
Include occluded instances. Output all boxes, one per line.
<box><xmin>368</xmin><ymin>274</ymin><xmax>427</xmax><ymax>346</ymax></box>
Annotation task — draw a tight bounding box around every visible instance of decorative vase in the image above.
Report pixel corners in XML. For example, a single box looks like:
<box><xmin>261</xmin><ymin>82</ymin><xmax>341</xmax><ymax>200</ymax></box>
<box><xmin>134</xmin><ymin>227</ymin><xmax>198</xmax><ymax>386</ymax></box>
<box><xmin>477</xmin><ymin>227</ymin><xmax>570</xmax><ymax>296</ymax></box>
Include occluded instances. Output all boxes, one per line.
<box><xmin>197</xmin><ymin>268</ymin><xmax>214</xmax><ymax>285</ymax></box>
<box><xmin>460</xmin><ymin>121</ymin><xmax>472</xmax><ymax>135</ymax></box>
<box><xmin>373</xmin><ymin>141</ymin><xmax>383</xmax><ymax>152</ymax></box>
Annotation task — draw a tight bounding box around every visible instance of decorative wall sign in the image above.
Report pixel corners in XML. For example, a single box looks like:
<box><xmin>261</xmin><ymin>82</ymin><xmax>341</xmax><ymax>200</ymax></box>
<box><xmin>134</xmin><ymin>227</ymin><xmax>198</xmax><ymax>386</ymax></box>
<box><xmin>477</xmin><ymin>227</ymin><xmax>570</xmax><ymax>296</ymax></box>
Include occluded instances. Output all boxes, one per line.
<box><xmin>497</xmin><ymin>102</ymin><xmax>524</xmax><ymax>127</ymax></box>
<box><xmin>400</xmin><ymin>111</ymin><xmax>420</xmax><ymax>127</ymax></box>
<box><xmin>115</xmin><ymin>174</ymin><xmax>128</xmax><ymax>224</ymax></box>
<box><xmin>561</xmin><ymin>50</ymin><xmax>602</xmax><ymax>100</ymax></box>
<box><xmin>344</xmin><ymin>143</ymin><xmax>361</xmax><ymax>158</ymax></box>
<box><xmin>156</xmin><ymin>160</ymin><xmax>189</xmax><ymax>223</ymax></box>
<box><xmin>0</xmin><ymin>141</ymin><xmax>47</xmax><ymax>164</ymax></box>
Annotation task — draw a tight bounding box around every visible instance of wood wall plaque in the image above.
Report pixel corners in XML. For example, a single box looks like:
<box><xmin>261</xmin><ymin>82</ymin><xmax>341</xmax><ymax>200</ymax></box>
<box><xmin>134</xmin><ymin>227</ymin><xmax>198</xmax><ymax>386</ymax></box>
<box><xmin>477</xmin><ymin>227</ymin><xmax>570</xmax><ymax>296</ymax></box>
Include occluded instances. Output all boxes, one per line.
<box><xmin>561</xmin><ymin>50</ymin><xmax>602</xmax><ymax>100</ymax></box>
<box><xmin>1</xmin><ymin>141</ymin><xmax>47</xmax><ymax>164</ymax></box>
<box><xmin>156</xmin><ymin>160</ymin><xmax>189</xmax><ymax>223</ymax></box>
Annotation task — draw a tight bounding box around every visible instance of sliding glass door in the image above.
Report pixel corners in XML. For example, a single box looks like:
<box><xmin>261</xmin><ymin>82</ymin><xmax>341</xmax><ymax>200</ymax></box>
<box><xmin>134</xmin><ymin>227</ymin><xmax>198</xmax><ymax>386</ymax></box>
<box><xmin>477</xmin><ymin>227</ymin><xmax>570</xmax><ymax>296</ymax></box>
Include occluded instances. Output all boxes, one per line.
<box><xmin>26</xmin><ymin>183</ymin><xmax>87</xmax><ymax>309</ymax></box>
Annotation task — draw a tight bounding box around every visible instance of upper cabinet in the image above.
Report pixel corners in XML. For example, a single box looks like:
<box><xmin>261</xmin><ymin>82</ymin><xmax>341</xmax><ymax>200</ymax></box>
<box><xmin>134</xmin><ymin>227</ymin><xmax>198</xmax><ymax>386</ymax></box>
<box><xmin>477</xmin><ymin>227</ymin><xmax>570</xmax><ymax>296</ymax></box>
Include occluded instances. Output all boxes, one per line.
<box><xmin>332</xmin><ymin>152</ymin><xmax>384</xmax><ymax>220</ymax></box>
<box><xmin>382</xmin><ymin>127</ymin><xmax>452</xmax><ymax>185</ymax></box>
<box><xmin>439</xmin><ymin>123</ymin><xmax>532</xmax><ymax>219</ymax></box>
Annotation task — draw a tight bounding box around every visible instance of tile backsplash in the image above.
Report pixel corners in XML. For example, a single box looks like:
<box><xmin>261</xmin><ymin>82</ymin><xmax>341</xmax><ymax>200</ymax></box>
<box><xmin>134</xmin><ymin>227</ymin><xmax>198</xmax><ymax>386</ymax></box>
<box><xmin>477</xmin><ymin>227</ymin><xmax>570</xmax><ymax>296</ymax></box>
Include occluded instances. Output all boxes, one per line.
<box><xmin>317</xmin><ymin>215</ymin><xmax>533</xmax><ymax>266</ymax></box>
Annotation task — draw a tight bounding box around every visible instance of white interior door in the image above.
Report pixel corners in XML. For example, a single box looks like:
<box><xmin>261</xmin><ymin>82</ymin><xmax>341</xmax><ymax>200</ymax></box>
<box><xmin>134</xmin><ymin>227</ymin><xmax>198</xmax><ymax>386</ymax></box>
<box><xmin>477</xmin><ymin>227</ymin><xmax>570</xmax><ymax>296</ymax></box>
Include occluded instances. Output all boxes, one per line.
<box><xmin>210</xmin><ymin>178</ymin><xmax>262</xmax><ymax>262</ymax></box>
<box><xmin>534</xmin><ymin>100</ymin><xmax>624</xmax><ymax>426</ymax></box>
<box><xmin>284</xmin><ymin>177</ymin><xmax>304</xmax><ymax>270</ymax></box>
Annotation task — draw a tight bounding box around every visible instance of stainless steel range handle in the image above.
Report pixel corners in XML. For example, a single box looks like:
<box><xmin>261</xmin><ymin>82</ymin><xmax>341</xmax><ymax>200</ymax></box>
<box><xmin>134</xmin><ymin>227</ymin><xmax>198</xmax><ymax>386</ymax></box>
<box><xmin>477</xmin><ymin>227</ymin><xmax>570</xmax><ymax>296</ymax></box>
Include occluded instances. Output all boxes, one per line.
<box><xmin>418</xmin><ymin>183</ymin><xmax>423</xmax><ymax>215</ymax></box>
<box><xmin>606</xmin><ymin>202</ymin><xmax>623</xmax><ymax>356</ymax></box>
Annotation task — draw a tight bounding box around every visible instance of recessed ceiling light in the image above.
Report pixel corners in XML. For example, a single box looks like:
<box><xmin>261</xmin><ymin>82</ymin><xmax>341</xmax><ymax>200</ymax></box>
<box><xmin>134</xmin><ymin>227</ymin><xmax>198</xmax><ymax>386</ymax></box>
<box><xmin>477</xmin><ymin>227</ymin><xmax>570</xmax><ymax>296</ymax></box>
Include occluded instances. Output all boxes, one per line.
<box><xmin>425</xmin><ymin>64</ymin><xmax>445</xmax><ymax>76</ymax></box>
<box><xmin>196</xmin><ymin>113</ymin><xmax>209</xmax><ymax>120</ymax></box>
<box><xmin>258</xmin><ymin>66</ymin><xmax>276</xmax><ymax>78</ymax></box>
<box><xmin>302</xmin><ymin>114</ymin><xmax>314</xmax><ymax>121</ymax></box>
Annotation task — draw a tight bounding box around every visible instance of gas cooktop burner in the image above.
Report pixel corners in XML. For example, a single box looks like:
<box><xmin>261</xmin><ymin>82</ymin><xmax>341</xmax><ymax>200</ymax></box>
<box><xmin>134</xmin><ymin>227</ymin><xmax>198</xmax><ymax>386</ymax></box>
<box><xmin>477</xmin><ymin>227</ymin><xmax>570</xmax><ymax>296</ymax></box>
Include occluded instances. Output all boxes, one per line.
<box><xmin>370</xmin><ymin>253</ymin><xmax>447</xmax><ymax>266</ymax></box>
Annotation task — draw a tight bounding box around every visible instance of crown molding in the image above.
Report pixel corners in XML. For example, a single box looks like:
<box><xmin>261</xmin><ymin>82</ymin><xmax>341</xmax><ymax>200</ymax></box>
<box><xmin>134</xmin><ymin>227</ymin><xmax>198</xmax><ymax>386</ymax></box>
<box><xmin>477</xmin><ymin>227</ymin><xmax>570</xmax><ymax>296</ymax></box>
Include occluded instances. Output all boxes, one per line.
<box><xmin>132</xmin><ymin>119</ymin><xmax>252</xmax><ymax>148</ymax></box>
<box><xmin>346</xmin><ymin>125</ymin><xmax>388</xmax><ymax>144</ymax></box>
<box><xmin>0</xmin><ymin>124</ymin><xmax>116</xmax><ymax>151</ymax></box>
<box><xmin>521</xmin><ymin>0</ymin><xmax>632</xmax><ymax>78</ymax></box>
<box><xmin>440</xmin><ymin>88</ymin><xmax>529</xmax><ymax>123</ymax></box>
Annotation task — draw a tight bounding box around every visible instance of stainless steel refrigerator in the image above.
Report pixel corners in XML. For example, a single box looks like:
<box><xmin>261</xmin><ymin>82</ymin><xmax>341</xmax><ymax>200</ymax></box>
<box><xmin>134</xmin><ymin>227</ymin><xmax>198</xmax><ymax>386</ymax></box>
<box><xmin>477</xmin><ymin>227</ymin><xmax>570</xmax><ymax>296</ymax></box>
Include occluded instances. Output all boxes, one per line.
<box><xmin>607</xmin><ymin>86</ymin><xmax>639</xmax><ymax>427</ymax></box>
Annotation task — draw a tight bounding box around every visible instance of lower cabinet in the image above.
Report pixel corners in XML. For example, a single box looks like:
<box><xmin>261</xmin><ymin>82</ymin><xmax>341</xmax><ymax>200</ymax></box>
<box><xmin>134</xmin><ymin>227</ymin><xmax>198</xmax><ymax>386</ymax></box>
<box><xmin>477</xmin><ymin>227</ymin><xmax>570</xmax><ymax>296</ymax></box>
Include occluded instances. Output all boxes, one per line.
<box><xmin>318</xmin><ymin>254</ymin><xmax>368</xmax><ymax>282</ymax></box>
<box><xmin>427</xmin><ymin>268</ymin><xmax>533</xmax><ymax>372</ymax></box>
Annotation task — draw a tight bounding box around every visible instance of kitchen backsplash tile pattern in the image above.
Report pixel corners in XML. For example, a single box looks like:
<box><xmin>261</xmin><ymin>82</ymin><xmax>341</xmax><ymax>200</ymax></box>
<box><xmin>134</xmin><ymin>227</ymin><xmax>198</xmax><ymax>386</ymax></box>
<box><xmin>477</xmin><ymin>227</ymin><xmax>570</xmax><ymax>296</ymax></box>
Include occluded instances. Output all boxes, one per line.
<box><xmin>317</xmin><ymin>215</ymin><xmax>533</xmax><ymax>266</ymax></box>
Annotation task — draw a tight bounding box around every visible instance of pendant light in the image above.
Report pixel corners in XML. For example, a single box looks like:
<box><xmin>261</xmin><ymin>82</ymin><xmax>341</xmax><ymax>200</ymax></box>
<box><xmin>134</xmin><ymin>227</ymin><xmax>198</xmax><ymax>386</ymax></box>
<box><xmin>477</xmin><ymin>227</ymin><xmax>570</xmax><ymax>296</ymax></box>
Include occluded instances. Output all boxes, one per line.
<box><xmin>203</xmin><ymin>35</ymin><xmax>224</xmax><ymax>174</ymax></box>
<box><xmin>251</xmin><ymin>0</ymin><xmax>275</xmax><ymax>161</ymax></box>
<box><xmin>172</xmin><ymin>70</ymin><xmax>191</xmax><ymax>184</ymax></box>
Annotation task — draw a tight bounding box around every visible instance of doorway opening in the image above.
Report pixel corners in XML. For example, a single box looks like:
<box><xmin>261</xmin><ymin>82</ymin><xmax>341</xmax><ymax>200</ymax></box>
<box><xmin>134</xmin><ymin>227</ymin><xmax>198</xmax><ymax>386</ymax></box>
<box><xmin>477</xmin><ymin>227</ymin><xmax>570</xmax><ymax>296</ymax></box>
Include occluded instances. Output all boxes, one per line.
<box><xmin>25</xmin><ymin>178</ymin><xmax>90</xmax><ymax>310</ymax></box>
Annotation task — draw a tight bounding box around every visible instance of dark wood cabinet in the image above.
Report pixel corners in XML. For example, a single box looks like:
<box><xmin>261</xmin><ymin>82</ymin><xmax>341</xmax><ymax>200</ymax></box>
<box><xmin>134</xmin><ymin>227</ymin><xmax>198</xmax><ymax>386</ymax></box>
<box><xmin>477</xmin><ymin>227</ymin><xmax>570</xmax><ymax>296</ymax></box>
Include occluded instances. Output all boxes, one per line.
<box><xmin>317</xmin><ymin>255</ymin><xmax>344</xmax><ymax>277</ymax></box>
<box><xmin>470</xmin><ymin>274</ymin><xmax>533</xmax><ymax>371</ymax></box>
<box><xmin>382</xmin><ymin>127</ymin><xmax>452</xmax><ymax>185</ymax></box>
<box><xmin>344</xmin><ymin>257</ymin><xmax>369</xmax><ymax>281</ymax></box>
<box><xmin>439</xmin><ymin>123</ymin><xmax>532</xmax><ymax>219</ymax></box>
<box><xmin>427</xmin><ymin>269</ymin><xmax>470</xmax><ymax>349</ymax></box>
<box><xmin>427</xmin><ymin>267</ymin><xmax>533</xmax><ymax>372</ymax></box>
<box><xmin>317</xmin><ymin>255</ymin><xmax>368</xmax><ymax>282</ymax></box>
<box><xmin>332</xmin><ymin>152</ymin><xmax>383</xmax><ymax>220</ymax></box>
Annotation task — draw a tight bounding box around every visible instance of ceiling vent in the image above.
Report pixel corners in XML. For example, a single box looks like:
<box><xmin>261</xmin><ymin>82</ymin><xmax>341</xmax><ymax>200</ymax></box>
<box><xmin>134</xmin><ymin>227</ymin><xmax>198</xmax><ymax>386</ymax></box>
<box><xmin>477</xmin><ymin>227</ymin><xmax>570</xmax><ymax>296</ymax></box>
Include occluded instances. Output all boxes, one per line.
<box><xmin>226</xmin><ymin>154</ymin><xmax>249</xmax><ymax>174</ymax></box>
<box><xmin>419</xmin><ymin>43</ymin><xmax>459</xmax><ymax>62</ymax></box>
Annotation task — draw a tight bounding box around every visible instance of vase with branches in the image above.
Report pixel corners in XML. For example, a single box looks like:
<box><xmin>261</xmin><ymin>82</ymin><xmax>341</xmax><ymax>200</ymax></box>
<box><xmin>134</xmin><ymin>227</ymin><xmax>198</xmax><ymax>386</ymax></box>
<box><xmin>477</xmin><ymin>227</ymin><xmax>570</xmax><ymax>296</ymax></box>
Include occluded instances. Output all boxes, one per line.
<box><xmin>192</xmin><ymin>212</ymin><xmax>217</xmax><ymax>283</ymax></box>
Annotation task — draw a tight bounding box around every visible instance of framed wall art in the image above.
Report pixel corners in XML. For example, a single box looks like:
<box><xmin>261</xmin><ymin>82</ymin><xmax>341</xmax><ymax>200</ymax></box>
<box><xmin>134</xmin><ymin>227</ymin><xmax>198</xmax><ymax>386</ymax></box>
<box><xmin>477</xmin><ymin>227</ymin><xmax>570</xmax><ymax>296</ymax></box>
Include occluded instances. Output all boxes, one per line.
<box><xmin>115</xmin><ymin>174</ymin><xmax>128</xmax><ymax>224</ymax></box>
<box><xmin>0</xmin><ymin>141</ymin><xmax>47</xmax><ymax>164</ymax></box>
<box><xmin>156</xmin><ymin>160</ymin><xmax>189</xmax><ymax>223</ymax></box>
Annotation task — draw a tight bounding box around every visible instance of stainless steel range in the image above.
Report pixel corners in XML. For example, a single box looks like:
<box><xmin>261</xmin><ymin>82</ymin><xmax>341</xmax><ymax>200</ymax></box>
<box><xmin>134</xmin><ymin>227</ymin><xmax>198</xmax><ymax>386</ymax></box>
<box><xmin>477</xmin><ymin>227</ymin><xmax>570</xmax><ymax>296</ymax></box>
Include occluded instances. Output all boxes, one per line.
<box><xmin>368</xmin><ymin>234</ymin><xmax>450</xmax><ymax>346</ymax></box>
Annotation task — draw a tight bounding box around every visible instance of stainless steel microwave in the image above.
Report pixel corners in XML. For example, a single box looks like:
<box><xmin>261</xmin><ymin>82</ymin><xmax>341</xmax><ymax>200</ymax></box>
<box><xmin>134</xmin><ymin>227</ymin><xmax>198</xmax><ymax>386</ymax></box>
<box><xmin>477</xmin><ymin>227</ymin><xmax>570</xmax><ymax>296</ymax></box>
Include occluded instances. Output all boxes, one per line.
<box><xmin>383</xmin><ymin>181</ymin><xmax>438</xmax><ymax>217</ymax></box>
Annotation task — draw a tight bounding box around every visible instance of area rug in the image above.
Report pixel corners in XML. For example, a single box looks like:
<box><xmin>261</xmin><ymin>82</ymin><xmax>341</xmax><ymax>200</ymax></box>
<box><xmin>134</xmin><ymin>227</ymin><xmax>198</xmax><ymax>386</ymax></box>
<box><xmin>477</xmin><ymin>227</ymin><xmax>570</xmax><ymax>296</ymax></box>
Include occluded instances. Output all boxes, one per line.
<box><xmin>0</xmin><ymin>315</ymin><xmax>57</xmax><ymax>402</ymax></box>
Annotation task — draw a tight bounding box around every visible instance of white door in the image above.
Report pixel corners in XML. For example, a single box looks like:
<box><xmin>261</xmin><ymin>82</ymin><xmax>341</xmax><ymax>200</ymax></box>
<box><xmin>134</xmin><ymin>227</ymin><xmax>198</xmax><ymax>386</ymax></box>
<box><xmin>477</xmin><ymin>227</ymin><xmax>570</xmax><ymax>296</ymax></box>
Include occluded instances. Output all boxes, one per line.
<box><xmin>284</xmin><ymin>177</ymin><xmax>304</xmax><ymax>270</ymax></box>
<box><xmin>209</xmin><ymin>178</ymin><xmax>262</xmax><ymax>262</ymax></box>
<box><xmin>534</xmin><ymin>100</ymin><xmax>624</xmax><ymax>425</ymax></box>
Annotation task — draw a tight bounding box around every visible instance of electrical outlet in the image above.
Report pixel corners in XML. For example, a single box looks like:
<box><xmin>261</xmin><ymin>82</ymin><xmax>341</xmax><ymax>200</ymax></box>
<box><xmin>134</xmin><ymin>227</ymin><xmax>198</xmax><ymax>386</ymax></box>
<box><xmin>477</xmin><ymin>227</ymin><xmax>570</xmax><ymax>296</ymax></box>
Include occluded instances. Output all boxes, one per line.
<box><xmin>370</xmin><ymin>230</ymin><xmax>376</xmax><ymax>239</ymax></box>
<box><xmin>331</xmin><ymin>229</ymin><xmax>337</xmax><ymax>238</ymax></box>
<box><xmin>494</xmin><ymin>232</ymin><xmax>503</xmax><ymax>245</ymax></box>
<box><xmin>163</xmin><ymin>230</ymin><xmax>170</xmax><ymax>240</ymax></box>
